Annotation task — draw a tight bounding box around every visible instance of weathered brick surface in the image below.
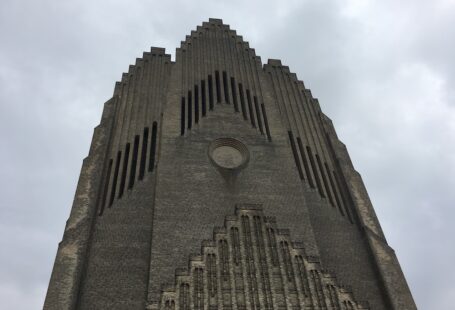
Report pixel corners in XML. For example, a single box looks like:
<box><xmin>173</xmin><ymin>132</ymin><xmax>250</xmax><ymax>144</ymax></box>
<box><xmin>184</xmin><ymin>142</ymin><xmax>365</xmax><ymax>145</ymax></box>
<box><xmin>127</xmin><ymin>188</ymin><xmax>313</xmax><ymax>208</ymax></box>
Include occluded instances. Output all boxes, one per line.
<box><xmin>44</xmin><ymin>19</ymin><xmax>416</xmax><ymax>310</ymax></box>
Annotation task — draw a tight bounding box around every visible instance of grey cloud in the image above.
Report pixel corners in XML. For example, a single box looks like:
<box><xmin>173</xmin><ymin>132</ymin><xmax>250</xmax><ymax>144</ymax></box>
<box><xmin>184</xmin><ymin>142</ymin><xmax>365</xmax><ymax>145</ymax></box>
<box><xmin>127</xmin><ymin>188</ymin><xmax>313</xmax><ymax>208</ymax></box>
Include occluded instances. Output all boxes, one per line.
<box><xmin>1</xmin><ymin>0</ymin><xmax>454</xmax><ymax>308</ymax></box>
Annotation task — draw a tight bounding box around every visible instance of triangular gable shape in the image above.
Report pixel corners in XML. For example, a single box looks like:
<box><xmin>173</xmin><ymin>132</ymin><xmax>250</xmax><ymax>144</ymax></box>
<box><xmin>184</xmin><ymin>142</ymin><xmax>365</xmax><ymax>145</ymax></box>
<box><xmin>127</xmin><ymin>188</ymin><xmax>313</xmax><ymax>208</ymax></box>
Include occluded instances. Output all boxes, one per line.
<box><xmin>148</xmin><ymin>204</ymin><xmax>369</xmax><ymax>310</ymax></box>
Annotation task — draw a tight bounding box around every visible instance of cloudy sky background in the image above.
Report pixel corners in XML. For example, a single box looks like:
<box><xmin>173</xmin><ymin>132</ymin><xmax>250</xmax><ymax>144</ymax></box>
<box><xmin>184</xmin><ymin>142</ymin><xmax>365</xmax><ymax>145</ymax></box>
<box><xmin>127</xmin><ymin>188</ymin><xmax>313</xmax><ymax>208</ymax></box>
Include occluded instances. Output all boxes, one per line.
<box><xmin>1</xmin><ymin>0</ymin><xmax>454</xmax><ymax>308</ymax></box>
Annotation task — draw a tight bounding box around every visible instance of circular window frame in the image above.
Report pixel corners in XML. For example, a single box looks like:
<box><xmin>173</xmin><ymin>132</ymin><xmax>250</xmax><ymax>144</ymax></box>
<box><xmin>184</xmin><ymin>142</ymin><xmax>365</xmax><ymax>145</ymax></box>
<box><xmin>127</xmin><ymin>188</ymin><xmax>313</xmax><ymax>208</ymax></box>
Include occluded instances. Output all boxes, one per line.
<box><xmin>208</xmin><ymin>138</ymin><xmax>250</xmax><ymax>172</ymax></box>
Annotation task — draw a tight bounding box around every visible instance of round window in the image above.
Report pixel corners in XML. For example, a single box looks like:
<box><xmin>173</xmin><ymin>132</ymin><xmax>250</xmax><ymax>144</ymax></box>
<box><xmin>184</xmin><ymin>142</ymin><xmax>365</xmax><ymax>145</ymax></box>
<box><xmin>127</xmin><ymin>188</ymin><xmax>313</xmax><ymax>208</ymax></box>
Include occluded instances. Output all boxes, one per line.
<box><xmin>208</xmin><ymin>138</ymin><xmax>249</xmax><ymax>171</ymax></box>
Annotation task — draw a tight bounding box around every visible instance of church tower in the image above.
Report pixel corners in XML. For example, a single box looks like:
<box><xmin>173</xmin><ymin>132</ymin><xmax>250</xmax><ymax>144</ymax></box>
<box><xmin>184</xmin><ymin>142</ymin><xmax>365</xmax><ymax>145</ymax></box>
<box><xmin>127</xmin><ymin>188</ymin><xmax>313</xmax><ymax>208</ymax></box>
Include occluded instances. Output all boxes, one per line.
<box><xmin>44</xmin><ymin>19</ymin><xmax>416</xmax><ymax>310</ymax></box>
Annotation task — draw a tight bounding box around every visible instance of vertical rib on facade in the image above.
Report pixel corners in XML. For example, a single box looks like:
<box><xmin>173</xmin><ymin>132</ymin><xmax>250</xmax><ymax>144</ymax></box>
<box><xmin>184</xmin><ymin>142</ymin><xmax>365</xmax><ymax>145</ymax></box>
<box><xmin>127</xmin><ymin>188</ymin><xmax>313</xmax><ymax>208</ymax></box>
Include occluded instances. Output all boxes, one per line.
<box><xmin>44</xmin><ymin>18</ymin><xmax>416</xmax><ymax>310</ymax></box>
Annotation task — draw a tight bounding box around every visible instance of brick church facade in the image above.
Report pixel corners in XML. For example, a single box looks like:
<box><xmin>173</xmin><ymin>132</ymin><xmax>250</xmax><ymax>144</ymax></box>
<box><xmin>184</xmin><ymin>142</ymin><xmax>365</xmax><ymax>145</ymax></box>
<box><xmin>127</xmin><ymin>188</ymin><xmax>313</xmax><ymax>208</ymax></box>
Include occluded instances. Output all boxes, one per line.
<box><xmin>44</xmin><ymin>19</ymin><xmax>416</xmax><ymax>310</ymax></box>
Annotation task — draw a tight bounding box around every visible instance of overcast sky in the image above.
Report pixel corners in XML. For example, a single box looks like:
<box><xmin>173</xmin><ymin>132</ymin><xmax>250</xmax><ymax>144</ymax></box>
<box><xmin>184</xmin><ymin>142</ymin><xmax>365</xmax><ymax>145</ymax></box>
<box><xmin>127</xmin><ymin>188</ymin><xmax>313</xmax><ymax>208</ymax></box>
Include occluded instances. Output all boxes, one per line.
<box><xmin>1</xmin><ymin>0</ymin><xmax>454</xmax><ymax>309</ymax></box>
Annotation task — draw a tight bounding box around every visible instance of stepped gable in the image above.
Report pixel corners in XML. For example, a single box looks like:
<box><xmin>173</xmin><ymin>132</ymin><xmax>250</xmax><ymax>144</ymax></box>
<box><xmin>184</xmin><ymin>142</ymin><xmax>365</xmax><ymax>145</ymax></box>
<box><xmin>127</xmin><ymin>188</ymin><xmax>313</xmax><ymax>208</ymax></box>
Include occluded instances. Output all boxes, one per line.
<box><xmin>176</xmin><ymin>19</ymin><xmax>272</xmax><ymax>141</ymax></box>
<box><xmin>148</xmin><ymin>204</ymin><xmax>369</xmax><ymax>310</ymax></box>
<box><xmin>44</xmin><ymin>19</ymin><xmax>416</xmax><ymax>310</ymax></box>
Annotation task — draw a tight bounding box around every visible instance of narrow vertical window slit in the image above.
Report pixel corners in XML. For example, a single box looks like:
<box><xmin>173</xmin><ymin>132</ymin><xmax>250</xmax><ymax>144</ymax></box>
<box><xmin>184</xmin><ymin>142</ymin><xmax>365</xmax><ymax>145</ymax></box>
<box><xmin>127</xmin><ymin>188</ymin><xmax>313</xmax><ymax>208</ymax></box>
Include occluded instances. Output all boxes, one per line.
<box><xmin>139</xmin><ymin>127</ymin><xmax>149</xmax><ymax>180</ymax></box>
<box><xmin>222</xmin><ymin>71</ymin><xmax>229</xmax><ymax>103</ymax></box>
<box><xmin>325</xmin><ymin>162</ymin><xmax>344</xmax><ymax>215</ymax></box>
<box><xmin>149</xmin><ymin>122</ymin><xmax>158</xmax><ymax>172</ymax></box>
<box><xmin>333</xmin><ymin>170</ymin><xmax>355</xmax><ymax>223</ymax></box>
<box><xmin>109</xmin><ymin>151</ymin><xmax>121</xmax><ymax>206</ymax></box>
<box><xmin>297</xmin><ymin>138</ymin><xmax>315</xmax><ymax>188</ymax></box>
<box><xmin>215</xmin><ymin>70</ymin><xmax>221</xmax><ymax>103</ymax></box>
<box><xmin>118</xmin><ymin>143</ymin><xmax>130</xmax><ymax>198</ymax></box>
<box><xmin>253</xmin><ymin>96</ymin><xmax>263</xmax><ymax>134</ymax></box>
<box><xmin>238</xmin><ymin>83</ymin><xmax>247</xmax><ymax>120</ymax></box>
<box><xmin>307</xmin><ymin>146</ymin><xmax>325</xmax><ymax>197</ymax></box>
<box><xmin>246</xmin><ymin>89</ymin><xmax>256</xmax><ymax>127</ymax></box>
<box><xmin>201</xmin><ymin>80</ymin><xmax>206</xmax><ymax>116</ymax></box>
<box><xmin>288</xmin><ymin>131</ymin><xmax>304</xmax><ymax>180</ymax></box>
<box><xmin>316</xmin><ymin>154</ymin><xmax>333</xmax><ymax>205</ymax></box>
<box><xmin>180</xmin><ymin>97</ymin><xmax>185</xmax><ymax>135</ymax></box>
<box><xmin>194</xmin><ymin>85</ymin><xmax>199</xmax><ymax>124</ymax></box>
<box><xmin>128</xmin><ymin>135</ymin><xmax>140</xmax><ymax>189</ymax></box>
<box><xmin>261</xmin><ymin>103</ymin><xmax>272</xmax><ymax>141</ymax></box>
<box><xmin>208</xmin><ymin>75</ymin><xmax>214</xmax><ymax>110</ymax></box>
<box><xmin>230</xmin><ymin>77</ymin><xmax>239</xmax><ymax>112</ymax></box>
<box><xmin>187</xmin><ymin>90</ymin><xmax>192</xmax><ymax>129</ymax></box>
